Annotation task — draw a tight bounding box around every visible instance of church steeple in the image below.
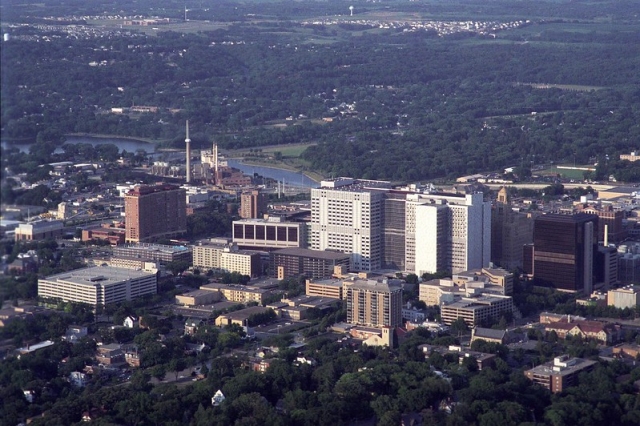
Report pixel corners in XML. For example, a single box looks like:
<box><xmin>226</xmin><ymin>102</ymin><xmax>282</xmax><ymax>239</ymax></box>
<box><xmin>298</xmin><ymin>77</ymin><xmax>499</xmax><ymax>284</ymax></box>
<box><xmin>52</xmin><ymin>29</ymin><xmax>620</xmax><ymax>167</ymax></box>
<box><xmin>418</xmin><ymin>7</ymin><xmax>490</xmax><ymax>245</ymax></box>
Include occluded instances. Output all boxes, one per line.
<box><xmin>497</xmin><ymin>186</ymin><xmax>510</xmax><ymax>204</ymax></box>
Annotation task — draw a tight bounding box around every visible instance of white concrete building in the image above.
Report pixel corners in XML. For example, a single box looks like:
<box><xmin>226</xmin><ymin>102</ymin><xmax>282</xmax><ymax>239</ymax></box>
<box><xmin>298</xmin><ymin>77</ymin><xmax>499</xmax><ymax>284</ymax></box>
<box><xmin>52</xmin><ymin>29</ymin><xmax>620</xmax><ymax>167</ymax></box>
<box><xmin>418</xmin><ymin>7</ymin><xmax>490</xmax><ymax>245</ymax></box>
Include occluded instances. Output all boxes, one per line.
<box><xmin>38</xmin><ymin>266</ymin><xmax>157</xmax><ymax>307</ymax></box>
<box><xmin>310</xmin><ymin>178</ymin><xmax>389</xmax><ymax>271</ymax></box>
<box><xmin>193</xmin><ymin>240</ymin><xmax>261</xmax><ymax>277</ymax></box>
<box><xmin>409</xmin><ymin>192</ymin><xmax>491</xmax><ymax>275</ymax></box>
<box><xmin>608</xmin><ymin>285</ymin><xmax>640</xmax><ymax>309</ymax></box>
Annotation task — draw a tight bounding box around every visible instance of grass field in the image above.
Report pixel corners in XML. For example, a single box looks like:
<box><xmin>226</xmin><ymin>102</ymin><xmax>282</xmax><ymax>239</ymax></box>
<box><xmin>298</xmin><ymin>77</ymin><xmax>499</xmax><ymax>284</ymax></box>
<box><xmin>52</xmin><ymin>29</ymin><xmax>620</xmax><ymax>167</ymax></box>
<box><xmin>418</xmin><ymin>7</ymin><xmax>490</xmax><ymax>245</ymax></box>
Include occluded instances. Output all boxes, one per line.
<box><xmin>229</xmin><ymin>142</ymin><xmax>316</xmax><ymax>159</ymax></box>
<box><xmin>519</xmin><ymin>83</ymin><xmax>604</xmax><ymax>92</ymax></box>
<box><xmin>538</xmin><ymin>166</ymin><xmax>593</xmax><ymax>180</ymax></box>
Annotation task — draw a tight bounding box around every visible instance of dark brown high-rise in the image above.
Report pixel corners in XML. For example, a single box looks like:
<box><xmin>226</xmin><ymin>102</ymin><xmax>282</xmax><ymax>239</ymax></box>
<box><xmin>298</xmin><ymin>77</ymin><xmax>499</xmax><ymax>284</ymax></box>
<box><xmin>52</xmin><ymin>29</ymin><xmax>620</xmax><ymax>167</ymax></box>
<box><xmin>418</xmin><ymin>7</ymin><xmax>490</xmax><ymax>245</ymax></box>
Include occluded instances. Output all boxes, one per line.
<box><xmin>125</xmin><ymin>184</ymin><xmax>187</xmax><ymax>243</ymax></box>
<box><xmin>532</xmin><ymin>213</ymin><xmax>598</xmax><ymax>293</ymax></box>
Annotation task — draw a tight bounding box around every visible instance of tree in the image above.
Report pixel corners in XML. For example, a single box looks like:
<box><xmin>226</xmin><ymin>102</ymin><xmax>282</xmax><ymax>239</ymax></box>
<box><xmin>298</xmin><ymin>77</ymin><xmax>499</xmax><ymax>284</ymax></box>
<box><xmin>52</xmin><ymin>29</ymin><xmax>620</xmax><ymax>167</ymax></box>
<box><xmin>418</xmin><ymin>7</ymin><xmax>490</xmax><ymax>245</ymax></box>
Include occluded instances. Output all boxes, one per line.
<box><xmin>169</xmin><ymin>358</ymin><xmax>187</xmax><ymax>381</ymax></box>
<box><xmin>166</xmin><ymin>260</ymin><xmax>189</xmax><ymax>276</ymax></box>
<box><xmin>450</xmin><ymin>318</ymin><xmax>469</xmax><ymax>335</ymax></box>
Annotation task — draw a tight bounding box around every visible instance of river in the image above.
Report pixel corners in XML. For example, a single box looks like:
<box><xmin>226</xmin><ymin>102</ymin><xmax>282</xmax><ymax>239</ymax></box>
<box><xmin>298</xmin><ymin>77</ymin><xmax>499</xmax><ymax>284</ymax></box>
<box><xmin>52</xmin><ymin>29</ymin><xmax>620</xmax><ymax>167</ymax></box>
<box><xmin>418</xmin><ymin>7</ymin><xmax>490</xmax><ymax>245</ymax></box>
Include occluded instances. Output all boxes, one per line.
<box><xmin>1</xmin><ymin>135</ymin><xmax>156</xmax><ymax>154</ymax></box>
<box><xmin>2</xmin><ymin>136</ymin><xmax>320</xmax><ymax>188</ymax></box>
<box><xmin>227</xmin><ymin>159</ymin><xmax>319</xmax><ymax>188</ymax></box>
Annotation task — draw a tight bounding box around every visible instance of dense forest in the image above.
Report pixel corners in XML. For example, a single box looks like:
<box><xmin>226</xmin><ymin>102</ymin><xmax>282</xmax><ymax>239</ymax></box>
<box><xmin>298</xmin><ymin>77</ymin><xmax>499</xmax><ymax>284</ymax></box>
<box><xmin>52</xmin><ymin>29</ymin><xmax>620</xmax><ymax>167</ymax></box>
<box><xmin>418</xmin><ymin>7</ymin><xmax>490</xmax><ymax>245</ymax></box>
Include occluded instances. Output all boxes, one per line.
<box><xmin>2</xmin><ymin>0</ymin><xmax>639</xmax><ymax>181</ymax></box>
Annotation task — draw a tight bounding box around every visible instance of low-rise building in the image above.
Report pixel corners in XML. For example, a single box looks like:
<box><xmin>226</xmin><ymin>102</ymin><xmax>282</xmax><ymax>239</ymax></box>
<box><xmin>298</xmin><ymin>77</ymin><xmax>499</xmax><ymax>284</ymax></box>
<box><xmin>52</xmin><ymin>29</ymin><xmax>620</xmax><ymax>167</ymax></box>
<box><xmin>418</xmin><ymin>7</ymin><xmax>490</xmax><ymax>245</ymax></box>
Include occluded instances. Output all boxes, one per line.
<box><xmin>524</xmin><ymin>355</ymin><xmax>597</xmax><ymax>393</ymax></box>
<box><xmin>608</xmin><ymin>285</ymin><xmax>640</xmax><ymax>309</ymax></box>
<box><xmin>113</xmin><ymin>243</ymin><xmax>192</xmax><ymax>265</ymax></box>
<box><xmin>193</xmin><ymin>241</ymin><xmax>262</xmax><ymax>277</ymax></box>
<box><xmin>95</xmin><ymin>343</ymin><xmax>124</xmax><ymax>365</ymax></box>
<box><xmin>305</xmin><ymin>278</ymin><xmax>344</xmax><ymax>299</ymax></box>
<box><xmin>81</xmin><ymin>224</ymin><xmax>126</xmax><ymax>245</ymax></box>
<box><xmin>544</xmin><ymin>318</ymin><xmax>620</xmax><ymax>344</ymax></box>
<box><xmin>270</xmin><ymin>248</ymin><xmax>350</xmax><ymax>280</ymax></box>
<box><xmin>106</xmin><ymin>257</ymin><xmax>160</xmax><ymax>274</ymax></box>
<box><xmin>471</xmin><ymin>327</ymin><xmax>507</xmax><ymax>345</ymax></box>
<box><xmin>419</xmin><ymin>268</ymin><xmax>512</xmax><ymax>307</ymax></box>
<box><xmin>184</xmin><ymin>318</ymin><xmax>204</xmax><ymax>335</ymax></box>
<box><xmin>233</xmin><ymin>216</ymin><xmax>307</xmax><ymax>250</ymax></box>
<box><xmin>214</xmin><ymin>306</ymin><xmax>270</xmax><ymax>327</ymax></box>
<box><xmin>440</xmin><ymin>294</ymin><xmax>513</xmax><ymax>327</ymax></box>
<box><xmin>38</xmin><ymin>266</ymin><xmax>157</xmax><ymax>307</ymax></box>
<box><xmin>402</xmin><ymin>306</ymin><xmax>427</xmax><ymax>323</ymax></box>
<box><xmin>419</xmin><ymin>344</ymin><xmax>497</xmax><ymax>371</ymax></box>
<box><xmin>200</xmin><ymin>283</ymin><xmax>270</xmax><ymax>305</ymax></box>
<box><xmin>15</xmin><ymin>220</ymin><xmax>64</xmax><ymax>241</ymax></box>
<box><xmin>64</xmin><ymin>325</ymin><xmax>88</xmax><ymax>343</ymax></box>
<box><xmin>175</xmin><ymin>289</ymin><xmax>221</xmax><ymax>306</ymax></box>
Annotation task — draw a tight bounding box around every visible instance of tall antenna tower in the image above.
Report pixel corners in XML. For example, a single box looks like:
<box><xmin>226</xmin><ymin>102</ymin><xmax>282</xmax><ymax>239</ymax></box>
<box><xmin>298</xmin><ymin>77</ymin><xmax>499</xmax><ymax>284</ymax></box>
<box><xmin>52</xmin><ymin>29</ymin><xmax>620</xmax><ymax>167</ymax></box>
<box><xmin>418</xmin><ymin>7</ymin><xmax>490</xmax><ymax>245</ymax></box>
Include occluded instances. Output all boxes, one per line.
<box><xmin>185</xmin><ymin>120</ymin><xmax>191</xmax><ymax>184</ymax></box>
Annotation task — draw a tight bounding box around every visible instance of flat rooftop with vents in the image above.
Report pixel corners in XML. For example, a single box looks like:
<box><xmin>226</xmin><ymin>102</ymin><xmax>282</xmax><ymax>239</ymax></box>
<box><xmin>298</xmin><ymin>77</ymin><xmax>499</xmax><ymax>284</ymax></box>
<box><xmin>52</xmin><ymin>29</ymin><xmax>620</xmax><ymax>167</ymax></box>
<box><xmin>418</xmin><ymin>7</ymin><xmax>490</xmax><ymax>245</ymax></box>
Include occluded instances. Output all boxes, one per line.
<box><xmin>38</xmin><ymin>266</ymin><xmax>157</xmax><ymax>307</ymax></box>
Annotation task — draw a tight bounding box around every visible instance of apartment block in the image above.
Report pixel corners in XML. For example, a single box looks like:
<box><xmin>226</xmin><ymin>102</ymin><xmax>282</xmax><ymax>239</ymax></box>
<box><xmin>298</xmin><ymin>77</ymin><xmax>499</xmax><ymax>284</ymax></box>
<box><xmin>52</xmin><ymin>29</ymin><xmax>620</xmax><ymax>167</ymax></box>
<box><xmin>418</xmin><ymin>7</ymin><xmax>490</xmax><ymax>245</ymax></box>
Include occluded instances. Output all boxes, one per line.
<box><xmin>124</xmin><ymin>184</ymin><xmax>186</xmax><ymax>243</ymax></box>
<box><xmin>344</xmin><ymin>278</ymin><xmax>403</xmax><ymax>328</ymax></box>
<box><xmin>239</xmin><ymin>189</ymin><xmax>268</xmax><ymax>219</ymax></box>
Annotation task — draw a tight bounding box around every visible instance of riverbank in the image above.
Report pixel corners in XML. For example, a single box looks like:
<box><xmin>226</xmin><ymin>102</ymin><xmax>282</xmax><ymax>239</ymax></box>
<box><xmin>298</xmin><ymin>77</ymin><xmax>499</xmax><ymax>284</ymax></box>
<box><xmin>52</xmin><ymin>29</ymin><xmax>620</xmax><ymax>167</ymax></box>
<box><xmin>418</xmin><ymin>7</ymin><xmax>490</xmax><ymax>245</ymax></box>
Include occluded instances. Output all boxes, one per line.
<box><xmin>233</xmin><ymin>158</ymin><xmax>325</xmax><ymax>183</ymax></box>
<box><xmin>66</xmin><ymin>133</ymin><xmax>169</xmax><ymax>145</ymax></box>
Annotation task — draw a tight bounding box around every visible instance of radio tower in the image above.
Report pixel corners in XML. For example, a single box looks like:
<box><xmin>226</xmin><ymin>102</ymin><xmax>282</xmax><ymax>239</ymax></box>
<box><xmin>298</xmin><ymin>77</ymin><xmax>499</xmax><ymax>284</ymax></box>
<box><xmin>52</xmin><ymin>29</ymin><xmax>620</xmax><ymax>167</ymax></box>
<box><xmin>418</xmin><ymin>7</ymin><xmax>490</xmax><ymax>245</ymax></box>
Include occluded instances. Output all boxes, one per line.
<box><xmin>185</xmin><ymin>120</ymin><xmax>191</xmax><ymax>184</ymax></box>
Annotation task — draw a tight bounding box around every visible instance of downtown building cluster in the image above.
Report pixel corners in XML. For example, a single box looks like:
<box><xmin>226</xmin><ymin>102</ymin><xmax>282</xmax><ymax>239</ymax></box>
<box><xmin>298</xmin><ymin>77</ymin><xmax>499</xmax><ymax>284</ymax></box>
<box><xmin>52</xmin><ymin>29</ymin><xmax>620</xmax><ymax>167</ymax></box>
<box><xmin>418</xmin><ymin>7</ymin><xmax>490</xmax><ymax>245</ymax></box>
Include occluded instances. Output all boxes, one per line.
<box><xmin>310</xmin><ymin>178</ymin><xmax>492</xmax><ymax>275</ymax></box>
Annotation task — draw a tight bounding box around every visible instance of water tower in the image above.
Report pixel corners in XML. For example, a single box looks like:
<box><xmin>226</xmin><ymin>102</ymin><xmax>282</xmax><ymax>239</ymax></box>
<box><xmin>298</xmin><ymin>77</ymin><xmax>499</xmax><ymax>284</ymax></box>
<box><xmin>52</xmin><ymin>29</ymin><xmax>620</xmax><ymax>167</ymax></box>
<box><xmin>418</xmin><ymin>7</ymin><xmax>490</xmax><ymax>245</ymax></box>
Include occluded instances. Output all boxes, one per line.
<box><xmin>349</xmin><ymin>6</ymin><xmax>354</xmax><ymax>16</ymax></box>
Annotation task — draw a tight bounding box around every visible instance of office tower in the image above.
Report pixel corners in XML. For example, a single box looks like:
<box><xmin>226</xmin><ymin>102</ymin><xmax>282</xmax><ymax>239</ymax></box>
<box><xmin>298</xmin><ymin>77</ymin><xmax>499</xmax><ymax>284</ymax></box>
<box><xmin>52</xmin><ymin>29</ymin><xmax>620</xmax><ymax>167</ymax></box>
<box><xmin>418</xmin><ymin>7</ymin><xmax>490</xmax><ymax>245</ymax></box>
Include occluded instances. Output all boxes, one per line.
<box><xmin>532</xmin><ymin>213</ymin><xmax>598</xmax><ymax>293</ymax></box>
<box><xmin>594</xmin><ymin>245</ymin><xmax>617</xmax><ymax>290</ymax></box>
<box><xmin>491</xmin><ymin>187</ymin><xmax>535</xmax><ymax>270</ymax></box>
<box><xmin>576</xmin><ymin>204</ymin><xmax>626</xmax><ymax>243</ymax></box>
<box><xmin>310</xmin><ymin>178</ymin><xmax>388</xmax><ymax>271</ymax></box>
<box><xmin>408</xmin><ymin>192</ymin><xmax>491</xmax><ymax>275</ymax></box>
<box><xmin>124</xmin><ymin>184</ymin><xmax>187</xmax><ymax>243</ymax></box>
<box><xmin>381</xmin><ymin>191</ymin><xmax>407</xmax><ymax>270</ymax></box>
<box><xmin>240</xmin><ymin>189</ymin><xmax>268</xmax><ymax>219</ymax></box>
<box><xmin>185</xmin><ymin>120</ymin><xmax>191</xmax><ymax>183</ymax></box>
<box><xmin>345</xmin><ymin>278</ymin><xmax>403</xmax><ymax>328</ymax></box>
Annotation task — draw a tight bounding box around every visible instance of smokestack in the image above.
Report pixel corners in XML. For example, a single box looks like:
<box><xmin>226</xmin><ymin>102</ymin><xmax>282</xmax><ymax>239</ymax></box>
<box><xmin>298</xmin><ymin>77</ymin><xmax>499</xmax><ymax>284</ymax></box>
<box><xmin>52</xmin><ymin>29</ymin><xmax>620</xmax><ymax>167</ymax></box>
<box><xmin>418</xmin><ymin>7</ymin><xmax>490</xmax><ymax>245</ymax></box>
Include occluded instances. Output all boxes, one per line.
<box><xmin>604</xmin><ymin>224</ymin><xmax>609</xmax><ymax>247</ymax></box>
<box><xmin>185</xmin><ymin>120</ymin><xmax>191</xmax><ymax>184</ymax></box>
<box><xmin>213</xmin><ymin>141</ymin><xmax>218</xmax><ymax>175</ymax></box>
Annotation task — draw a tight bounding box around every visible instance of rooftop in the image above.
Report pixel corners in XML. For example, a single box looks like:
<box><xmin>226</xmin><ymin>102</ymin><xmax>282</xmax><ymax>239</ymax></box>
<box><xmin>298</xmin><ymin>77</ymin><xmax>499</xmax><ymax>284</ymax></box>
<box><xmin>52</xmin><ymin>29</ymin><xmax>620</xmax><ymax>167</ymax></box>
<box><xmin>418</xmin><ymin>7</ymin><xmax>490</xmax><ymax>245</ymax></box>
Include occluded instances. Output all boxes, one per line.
<box><xmin>526</xmin><ymin>356</ymin><xmax>597</xmax><ymax>377</ymax></box>
<box><xmin>272</xmin><ymin>248</ymin><xmax>351</xmax><ymax>260</ymax></box>
<box><xmin>42</xmin><ymin>266</ymin><xmax>155</xmax><ymax>287</ymax></box>
<box><xmin>115</xmin><ymin>243</ymin><xmax>191</xmax><ymax>254</ymax></box>
<box><xmin>219</xmin><ymin>306</ymin><xmax>270</xmax><ymax>320</ymax></box>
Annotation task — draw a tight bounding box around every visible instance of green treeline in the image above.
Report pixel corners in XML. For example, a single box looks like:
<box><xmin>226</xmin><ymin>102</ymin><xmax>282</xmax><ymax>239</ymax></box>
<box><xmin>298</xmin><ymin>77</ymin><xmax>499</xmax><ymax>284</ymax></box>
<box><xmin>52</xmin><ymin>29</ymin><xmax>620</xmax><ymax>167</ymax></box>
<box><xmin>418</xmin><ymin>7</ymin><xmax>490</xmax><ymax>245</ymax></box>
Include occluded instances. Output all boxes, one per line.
<box><xmin>2</xmin><ymin>2</ymin><xmax>640</xmax><ymax>181</ymax></box>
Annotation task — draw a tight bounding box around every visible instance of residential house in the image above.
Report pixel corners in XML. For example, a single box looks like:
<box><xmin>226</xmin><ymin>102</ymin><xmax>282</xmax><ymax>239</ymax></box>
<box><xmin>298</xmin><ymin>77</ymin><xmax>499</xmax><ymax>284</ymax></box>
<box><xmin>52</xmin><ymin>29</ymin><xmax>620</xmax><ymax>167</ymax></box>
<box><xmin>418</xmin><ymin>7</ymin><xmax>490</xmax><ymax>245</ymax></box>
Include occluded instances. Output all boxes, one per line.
<box><xmin>95</xmin><ymin>343</ymin><xmax>124</xmax><ymax>365</ymax></box>
<box><xmin>184</xmin><ymin>318</ymin><xmax>204</xmax><ymax>335</ymax></box>
<box><xmin>123</xmin><ymin>316</ymin><xmax>139</xmax><ymax>329</ymax></box>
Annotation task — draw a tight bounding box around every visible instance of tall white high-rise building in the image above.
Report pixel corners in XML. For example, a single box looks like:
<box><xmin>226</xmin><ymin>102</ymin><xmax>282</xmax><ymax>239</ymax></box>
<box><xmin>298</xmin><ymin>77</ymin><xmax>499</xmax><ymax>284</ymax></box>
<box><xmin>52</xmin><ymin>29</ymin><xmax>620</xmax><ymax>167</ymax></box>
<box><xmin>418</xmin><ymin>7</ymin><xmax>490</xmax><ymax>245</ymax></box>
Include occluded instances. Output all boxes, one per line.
<box><xmin>310</xmin><ymin>178</ymin><xmax>389</xmax><ymax>271</ymax></box>
<box><xmin>408</xmin><ymin>192</ymin><xmax>491</xmax><ymax>275</ymax></box>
